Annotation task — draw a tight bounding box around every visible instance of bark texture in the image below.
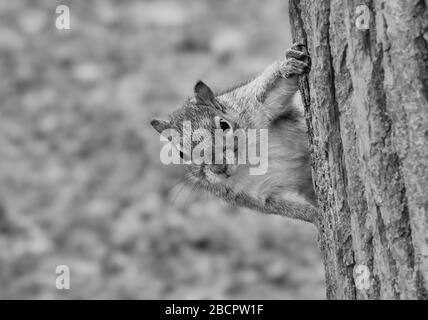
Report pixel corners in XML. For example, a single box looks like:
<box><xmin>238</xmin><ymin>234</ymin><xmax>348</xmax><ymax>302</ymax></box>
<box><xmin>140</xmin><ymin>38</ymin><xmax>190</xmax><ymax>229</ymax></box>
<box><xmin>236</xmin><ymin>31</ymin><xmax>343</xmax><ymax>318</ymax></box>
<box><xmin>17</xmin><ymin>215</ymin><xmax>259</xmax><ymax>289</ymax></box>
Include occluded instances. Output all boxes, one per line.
<box><xmin>289</xmin><ymin>0</ymin><xmax>428</xmax><ymax>299</ymax></box>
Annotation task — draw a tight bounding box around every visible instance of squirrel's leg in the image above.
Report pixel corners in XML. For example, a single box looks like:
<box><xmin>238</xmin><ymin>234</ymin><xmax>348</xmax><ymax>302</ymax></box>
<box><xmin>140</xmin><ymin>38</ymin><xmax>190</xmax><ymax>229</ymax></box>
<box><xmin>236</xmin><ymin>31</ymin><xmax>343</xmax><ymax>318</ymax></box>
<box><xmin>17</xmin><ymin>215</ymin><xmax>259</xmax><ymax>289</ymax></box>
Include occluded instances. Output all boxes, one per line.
<box><xmin>255</xmin><ymin>44</ymin><xmax>310</xmax><ymax>103</ymax></box>
<box><xmin>226</xmin><ymin>44</ymin><xmax>311</xmax><ymax>127</ymax></box>
<box><xmin>218</xmin><ymin>44</ymin><xmax>310</xmax><ymax>124</ymax></box>
<box><xmin>265</xmin><ymin>193</ymin><xmax>318</xmax><ymax>223</ymax></box>
<box><xmin>231</xmin><ymin>188</ymin><xmax>317</xmax><ymax>224</ymax></box>
<box><xmin>228</xmin><ymin>44</ymin><xmax>310</xmax><ymax>127</ymax></box>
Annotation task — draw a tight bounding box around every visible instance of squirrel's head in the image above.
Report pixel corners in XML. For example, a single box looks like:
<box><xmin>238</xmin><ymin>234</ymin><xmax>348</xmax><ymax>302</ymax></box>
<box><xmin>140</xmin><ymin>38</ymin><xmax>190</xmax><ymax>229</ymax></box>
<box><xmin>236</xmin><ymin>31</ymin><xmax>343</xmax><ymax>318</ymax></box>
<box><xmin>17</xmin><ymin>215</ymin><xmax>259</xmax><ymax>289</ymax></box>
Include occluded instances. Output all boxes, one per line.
<box><xmin>151</xmin><ymin>81</ymin><xmax>241</xmax><ymax>186</ymax></box>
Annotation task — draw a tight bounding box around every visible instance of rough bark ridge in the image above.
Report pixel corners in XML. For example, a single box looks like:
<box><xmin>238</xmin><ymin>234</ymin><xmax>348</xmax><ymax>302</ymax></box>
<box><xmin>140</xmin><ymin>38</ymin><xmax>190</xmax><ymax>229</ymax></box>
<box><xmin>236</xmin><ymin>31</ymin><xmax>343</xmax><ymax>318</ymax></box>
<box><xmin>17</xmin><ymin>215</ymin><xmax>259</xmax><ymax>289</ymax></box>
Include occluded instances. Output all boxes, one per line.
<box><xmin>289</xmin><ymin>0</ymin><xmax>428</xmax><ymax>299</ymax></box>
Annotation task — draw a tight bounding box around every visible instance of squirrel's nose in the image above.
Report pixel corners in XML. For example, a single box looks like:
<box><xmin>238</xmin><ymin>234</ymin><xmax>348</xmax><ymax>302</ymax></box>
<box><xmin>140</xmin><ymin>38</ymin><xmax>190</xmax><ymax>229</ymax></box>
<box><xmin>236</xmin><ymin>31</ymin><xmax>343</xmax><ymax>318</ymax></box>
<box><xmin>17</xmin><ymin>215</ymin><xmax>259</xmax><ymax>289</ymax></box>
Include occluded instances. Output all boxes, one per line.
<box><xmin>211</xmin><ymin>164</ymin><xmax>227</xmax><ymax>174</ymax></box>
<box><xmin>225</xmin><ymin>164</ymin><xmax>237</xmax><ymax>176</ymax></box>
<box><xmin>211</xmin><ymin>164</ymin><xmax>237</xmax><ymax>177</ymax></box>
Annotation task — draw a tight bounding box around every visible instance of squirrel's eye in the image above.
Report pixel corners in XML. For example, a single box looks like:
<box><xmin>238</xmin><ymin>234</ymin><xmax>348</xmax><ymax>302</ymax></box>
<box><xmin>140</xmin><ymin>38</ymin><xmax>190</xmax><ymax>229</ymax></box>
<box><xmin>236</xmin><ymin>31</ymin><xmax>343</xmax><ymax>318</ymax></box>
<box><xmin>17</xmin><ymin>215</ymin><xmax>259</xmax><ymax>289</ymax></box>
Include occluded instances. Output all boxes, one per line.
<box><xmin>173</xmin><ymin>142</ymin><xmax>191</xmax><ymax>163</ymax></box>
<box><xmin>219</xmin><ymin>119</ymin><xmax>231</xmax><ymax>131</ymax></box>
<box><xmin>214</xmin><ymin>116</ymin><xmax>233</xmax><ymax>132</ymax></box>
<box><xmin>179</xmin><ymin>150</ymin><xmax>191</xmax><ymax>163</ymax></box>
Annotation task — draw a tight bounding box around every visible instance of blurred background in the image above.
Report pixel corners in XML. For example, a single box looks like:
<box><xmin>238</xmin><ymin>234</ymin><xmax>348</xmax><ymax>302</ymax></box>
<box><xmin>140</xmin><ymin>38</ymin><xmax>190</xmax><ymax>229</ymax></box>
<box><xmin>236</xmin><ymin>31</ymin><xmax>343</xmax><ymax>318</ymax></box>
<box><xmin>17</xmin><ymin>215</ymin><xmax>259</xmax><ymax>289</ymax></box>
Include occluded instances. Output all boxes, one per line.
<box><xmin>0</xmin><ymin>0</ymin><xmax>325</xmax><ymax>299</ymax></box>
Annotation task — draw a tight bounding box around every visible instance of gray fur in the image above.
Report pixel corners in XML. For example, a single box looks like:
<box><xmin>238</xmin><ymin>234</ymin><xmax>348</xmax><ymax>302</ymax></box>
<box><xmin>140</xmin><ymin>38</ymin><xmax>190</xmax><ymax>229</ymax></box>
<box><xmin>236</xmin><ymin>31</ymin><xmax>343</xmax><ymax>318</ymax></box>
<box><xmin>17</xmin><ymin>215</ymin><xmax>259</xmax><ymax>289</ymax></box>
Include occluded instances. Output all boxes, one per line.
<box><xmin>151</xmin><ymin>44</ymin><xmax>318</xmax><ymax>223</ymax></box>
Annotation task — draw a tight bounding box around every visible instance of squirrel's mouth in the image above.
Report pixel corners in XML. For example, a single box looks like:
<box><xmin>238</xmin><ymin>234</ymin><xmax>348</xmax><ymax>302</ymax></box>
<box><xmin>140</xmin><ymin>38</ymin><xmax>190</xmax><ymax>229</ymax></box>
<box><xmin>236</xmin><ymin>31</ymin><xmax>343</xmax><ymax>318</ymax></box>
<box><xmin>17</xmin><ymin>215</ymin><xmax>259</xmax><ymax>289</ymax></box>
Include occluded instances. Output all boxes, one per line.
<box><xmin>202</xmin><ymin>164</ymin><xmax>237</xmax><ymax>184</ymax></box>
<box><xmin>203</xmin><ymin>166</ymin><xmax>223</xmax><ymax>184</ymax></box>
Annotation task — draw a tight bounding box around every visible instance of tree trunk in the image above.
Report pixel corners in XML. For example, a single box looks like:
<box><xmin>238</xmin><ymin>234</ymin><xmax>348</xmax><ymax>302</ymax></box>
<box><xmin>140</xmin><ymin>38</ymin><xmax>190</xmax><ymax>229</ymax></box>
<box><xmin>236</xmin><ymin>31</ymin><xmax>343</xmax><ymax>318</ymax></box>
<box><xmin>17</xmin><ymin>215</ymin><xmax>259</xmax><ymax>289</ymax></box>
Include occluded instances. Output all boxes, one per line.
<box><xmin>289</xmin><ymin>0</ymin><xmax>428</xmax><ymax>299</ymax></box>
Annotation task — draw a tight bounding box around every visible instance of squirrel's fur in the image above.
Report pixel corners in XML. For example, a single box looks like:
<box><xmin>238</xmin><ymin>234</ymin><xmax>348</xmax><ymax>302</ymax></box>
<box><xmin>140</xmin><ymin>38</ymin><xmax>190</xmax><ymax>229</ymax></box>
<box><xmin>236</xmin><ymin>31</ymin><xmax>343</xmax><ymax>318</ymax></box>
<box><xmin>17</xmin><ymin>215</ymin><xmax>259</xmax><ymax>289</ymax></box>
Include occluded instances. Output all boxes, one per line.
<box><xmin>151</xmin><ymin>44</ymin><xmax>318</xmax><ymax>223</ymax></box>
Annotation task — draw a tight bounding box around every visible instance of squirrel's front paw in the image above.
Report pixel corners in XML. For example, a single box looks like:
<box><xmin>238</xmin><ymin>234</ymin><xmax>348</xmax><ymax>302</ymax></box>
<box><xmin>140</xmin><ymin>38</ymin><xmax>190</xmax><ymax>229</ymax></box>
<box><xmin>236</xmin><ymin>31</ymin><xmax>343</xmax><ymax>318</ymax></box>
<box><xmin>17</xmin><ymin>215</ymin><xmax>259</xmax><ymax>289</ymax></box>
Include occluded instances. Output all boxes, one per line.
<box><xmin>280</xmin><ymin>43</ymin><xmax>311</xmax><ymax>78</ymax></box>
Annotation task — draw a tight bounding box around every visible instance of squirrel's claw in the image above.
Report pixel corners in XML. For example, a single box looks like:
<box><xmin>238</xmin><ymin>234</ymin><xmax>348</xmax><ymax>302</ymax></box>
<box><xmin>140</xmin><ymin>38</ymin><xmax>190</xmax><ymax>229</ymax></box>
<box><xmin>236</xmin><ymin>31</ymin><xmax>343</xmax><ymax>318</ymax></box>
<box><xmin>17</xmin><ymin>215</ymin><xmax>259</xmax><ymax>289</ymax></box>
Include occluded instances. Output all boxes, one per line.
<box><xmin>291</xmin><ymin>42</ymin><xmax>306</xmax><ymax>51</ymax></box>
<box><xmin>285</xmin><ymin>48</ymin><xmax>310</xmax><ymax>61</ymax></box>
<box><xmin>282</xmin><ymin>44</ymin><xmax>311</xmax><ymax>78</ymax></box>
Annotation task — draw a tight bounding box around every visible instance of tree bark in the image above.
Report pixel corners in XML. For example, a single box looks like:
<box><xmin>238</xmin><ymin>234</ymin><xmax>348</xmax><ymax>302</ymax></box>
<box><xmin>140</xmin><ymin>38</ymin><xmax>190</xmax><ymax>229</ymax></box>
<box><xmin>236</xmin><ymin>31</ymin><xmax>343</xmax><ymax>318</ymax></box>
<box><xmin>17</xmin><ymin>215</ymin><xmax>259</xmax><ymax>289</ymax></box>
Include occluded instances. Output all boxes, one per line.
<box><xmin>289</xmin><ymin>0</ymin><xmax>428</xmax><ymax>299</ymax></box>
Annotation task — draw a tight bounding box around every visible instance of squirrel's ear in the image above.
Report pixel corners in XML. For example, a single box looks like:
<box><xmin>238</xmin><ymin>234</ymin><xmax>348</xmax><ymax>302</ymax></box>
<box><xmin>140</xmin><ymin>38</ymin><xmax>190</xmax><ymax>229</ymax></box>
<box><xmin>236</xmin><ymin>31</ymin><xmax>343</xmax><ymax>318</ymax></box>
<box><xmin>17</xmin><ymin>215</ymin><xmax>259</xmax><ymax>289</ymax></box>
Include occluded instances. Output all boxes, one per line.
<box><xmin>150</xmin><ymin>118</ymin><xmax>171</xmax><ymax>134</ymax></box>
<box><xmin>194</xmin><ymin>80</ymin><xmax>215</xmax><ymax>104</ymax></box>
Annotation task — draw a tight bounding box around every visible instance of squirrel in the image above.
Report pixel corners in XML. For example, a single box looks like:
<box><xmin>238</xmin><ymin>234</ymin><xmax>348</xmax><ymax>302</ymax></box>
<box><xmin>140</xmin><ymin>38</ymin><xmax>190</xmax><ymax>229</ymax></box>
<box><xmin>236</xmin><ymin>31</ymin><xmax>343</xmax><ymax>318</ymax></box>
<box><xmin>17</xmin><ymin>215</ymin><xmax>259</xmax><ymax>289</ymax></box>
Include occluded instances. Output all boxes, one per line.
<box><xmin>151</xmin><ymin>44</ymin><xmax>318</xmax><ymax>224</ymax></box>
